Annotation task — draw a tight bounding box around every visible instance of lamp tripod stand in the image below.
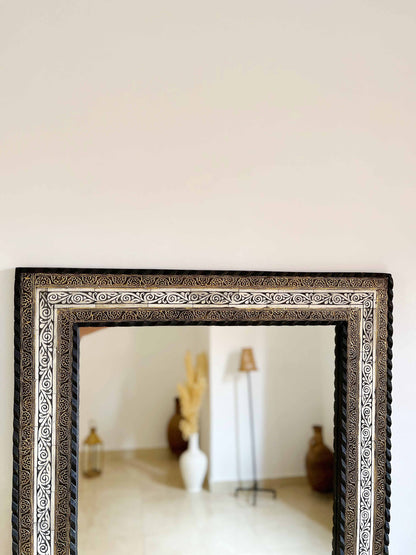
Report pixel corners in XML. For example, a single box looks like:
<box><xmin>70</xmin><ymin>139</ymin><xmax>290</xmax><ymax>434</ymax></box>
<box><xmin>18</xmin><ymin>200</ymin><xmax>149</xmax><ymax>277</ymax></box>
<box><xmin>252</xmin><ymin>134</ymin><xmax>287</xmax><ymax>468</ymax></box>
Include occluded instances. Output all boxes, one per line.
<box><xmin>235</xmin><ymin>348</ymin><xmax>277</xmax><ymax>506</ymax></box>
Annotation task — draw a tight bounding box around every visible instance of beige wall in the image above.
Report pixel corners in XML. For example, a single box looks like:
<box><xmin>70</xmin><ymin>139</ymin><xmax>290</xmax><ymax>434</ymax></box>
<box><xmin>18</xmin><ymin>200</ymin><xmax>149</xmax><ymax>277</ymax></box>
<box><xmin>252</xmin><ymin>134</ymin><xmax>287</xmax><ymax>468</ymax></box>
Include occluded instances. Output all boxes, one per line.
<box><xmin>1</xmin><ymin>1</ymin><xmax>415</xmax><ymax>552</ymax></box>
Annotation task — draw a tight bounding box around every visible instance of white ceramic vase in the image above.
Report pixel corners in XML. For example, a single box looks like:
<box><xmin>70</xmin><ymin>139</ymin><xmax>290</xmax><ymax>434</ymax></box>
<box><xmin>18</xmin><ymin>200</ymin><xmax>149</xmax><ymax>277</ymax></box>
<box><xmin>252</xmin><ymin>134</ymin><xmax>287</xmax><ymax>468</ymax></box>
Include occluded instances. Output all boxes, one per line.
<box><xmin>179</xmin><ymin>433</ymin><xmax>208</xmax><ymax>492</ymax></box>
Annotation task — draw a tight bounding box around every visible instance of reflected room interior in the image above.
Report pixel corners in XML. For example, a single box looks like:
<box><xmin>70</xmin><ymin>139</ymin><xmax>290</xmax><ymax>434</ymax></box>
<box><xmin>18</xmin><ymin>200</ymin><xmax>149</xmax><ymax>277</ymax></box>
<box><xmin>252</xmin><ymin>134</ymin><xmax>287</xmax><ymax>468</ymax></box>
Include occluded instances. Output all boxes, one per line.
<box><xmin>78</xmin><ymin>325</ymin><xmax>335</xmax><ymax>555</ymax></box>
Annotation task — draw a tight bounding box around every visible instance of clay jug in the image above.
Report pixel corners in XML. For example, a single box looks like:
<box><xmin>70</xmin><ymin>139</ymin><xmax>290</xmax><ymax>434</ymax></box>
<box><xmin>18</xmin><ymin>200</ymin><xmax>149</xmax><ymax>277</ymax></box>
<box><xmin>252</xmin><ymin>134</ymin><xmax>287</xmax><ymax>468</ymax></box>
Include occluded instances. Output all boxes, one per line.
<box><xmin>167</xmin><ymin>397</ymin><xmax>188</xmax><ymax>457</ymax></box>
<box><xmin>305</xmin><ymin>425</ymin><xmax>334</xmax><ymax>493</ymax></box>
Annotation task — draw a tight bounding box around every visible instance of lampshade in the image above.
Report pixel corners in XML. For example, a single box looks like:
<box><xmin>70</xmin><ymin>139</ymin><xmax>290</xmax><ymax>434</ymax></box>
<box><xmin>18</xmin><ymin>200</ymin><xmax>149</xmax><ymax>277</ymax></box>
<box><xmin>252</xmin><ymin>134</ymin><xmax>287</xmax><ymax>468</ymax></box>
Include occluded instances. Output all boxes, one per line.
<box><xmin>239</xmin><ymin>348</ymin><xmax>257</xmax><ymax>372</ymax></box>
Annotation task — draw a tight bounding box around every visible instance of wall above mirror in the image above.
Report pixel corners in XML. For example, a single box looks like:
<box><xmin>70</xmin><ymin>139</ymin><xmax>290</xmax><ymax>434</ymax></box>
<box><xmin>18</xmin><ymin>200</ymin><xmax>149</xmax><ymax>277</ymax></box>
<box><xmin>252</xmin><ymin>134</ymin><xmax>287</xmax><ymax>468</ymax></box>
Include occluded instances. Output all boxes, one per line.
<box><xmin>13</xmin><ymin>268</ymin><xmax>393</xmax><ymax>555</ymax></box>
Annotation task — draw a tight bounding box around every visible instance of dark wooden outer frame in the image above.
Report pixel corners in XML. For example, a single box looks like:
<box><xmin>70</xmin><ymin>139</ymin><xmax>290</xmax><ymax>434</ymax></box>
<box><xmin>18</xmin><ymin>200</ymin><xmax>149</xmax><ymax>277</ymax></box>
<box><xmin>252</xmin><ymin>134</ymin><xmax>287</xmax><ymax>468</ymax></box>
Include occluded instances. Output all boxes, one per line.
<box><xmin>13</xmin><ymin>269</ymin><xmax>393</xmax><ymax>555</ymax></box>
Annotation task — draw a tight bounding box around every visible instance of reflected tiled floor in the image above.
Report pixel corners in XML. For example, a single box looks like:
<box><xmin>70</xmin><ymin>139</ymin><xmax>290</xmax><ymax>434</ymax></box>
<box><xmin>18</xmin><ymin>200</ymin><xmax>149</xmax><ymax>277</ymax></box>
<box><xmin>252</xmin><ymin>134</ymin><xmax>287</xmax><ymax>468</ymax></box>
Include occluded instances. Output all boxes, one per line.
<box><xmin>78</xmin><ymin>449</ymin><xmax>333</xmax><ymax>554</ymax></box>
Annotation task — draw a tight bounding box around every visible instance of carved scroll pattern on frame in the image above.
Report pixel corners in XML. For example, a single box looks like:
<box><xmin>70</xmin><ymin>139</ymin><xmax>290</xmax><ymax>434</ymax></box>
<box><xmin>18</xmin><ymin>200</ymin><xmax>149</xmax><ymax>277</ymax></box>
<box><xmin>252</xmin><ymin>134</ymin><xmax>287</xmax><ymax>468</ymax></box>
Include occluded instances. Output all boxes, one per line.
<box><xmin>14</xmin><ymin>271</ymin><xmax>390</xmax><ymax>555</ymax></box>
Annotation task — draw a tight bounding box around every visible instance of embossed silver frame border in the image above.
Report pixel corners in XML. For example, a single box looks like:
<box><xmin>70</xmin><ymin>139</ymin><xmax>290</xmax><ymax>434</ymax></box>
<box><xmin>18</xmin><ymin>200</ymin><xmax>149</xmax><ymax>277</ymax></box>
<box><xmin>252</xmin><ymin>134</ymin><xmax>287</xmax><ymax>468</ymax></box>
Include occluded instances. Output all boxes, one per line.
<box><xmin>13</xmin><ymin>269</ymin><xmax>393</xmax><ymax>555</ymax></box>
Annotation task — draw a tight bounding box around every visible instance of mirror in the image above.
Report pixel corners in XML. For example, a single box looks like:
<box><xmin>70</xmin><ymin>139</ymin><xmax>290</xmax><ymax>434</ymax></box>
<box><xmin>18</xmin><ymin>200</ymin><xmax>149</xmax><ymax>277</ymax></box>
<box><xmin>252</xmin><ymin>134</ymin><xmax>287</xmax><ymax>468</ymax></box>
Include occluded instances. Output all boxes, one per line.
<box><xmin>78</xmin><ymin>325</ymin><xmax>335</xmax><ymax>554</ymax></box>
<box><xmin>13</xmin><ymin>269</ymin><xmax>392</xmax><ymax>555</ymax></box>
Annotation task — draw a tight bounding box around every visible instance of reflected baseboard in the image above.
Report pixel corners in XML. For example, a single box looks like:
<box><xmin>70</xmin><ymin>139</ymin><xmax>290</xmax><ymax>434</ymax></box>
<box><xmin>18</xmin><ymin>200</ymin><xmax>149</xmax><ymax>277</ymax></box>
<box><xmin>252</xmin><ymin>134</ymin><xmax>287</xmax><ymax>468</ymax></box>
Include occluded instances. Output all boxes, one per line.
<box><xmin>102</xmin><ymin>446</ymin><xmax>175</xmax><ymax>462</ymax></box>
<box><xmin>209</xmin><ymin>475</ymin><xmax>308</xmax><ymax>494</ymax></box>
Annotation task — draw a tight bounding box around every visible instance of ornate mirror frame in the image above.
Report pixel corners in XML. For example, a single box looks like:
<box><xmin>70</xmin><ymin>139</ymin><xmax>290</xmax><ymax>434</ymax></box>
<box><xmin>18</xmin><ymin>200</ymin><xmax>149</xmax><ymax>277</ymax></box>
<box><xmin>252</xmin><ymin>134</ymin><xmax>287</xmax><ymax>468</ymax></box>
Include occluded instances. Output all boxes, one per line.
<box><xmin>13</xmin><ymin>268</ymin><xmax>393</xmax><ymax>555</ymax></box>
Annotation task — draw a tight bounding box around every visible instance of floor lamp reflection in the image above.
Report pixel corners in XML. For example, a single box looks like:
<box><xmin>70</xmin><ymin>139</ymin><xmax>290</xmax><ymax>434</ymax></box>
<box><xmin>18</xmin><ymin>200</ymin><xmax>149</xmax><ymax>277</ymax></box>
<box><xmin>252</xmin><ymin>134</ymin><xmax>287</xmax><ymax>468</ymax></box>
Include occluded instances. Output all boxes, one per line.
<box><xmin>235</xmin><ymin>348</ymin><xmax>277</xmax><ymax>506</ymax></box>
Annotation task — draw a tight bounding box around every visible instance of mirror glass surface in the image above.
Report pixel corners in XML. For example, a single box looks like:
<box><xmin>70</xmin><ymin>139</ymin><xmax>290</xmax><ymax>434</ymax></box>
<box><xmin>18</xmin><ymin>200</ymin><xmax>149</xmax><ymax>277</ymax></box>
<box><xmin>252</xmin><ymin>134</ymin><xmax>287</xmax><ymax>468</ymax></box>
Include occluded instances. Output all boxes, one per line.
<box><xmin>78</xmin><ymin>325</ymin><xmax>335</xmax><ymax>554</ymax></box>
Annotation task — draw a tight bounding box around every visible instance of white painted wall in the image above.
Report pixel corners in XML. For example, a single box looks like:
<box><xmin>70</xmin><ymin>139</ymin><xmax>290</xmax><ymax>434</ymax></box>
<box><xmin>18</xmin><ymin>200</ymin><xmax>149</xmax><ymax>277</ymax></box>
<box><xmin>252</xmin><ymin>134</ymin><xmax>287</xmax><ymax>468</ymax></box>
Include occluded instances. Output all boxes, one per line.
<box><xmin>209</xmin><ymin>326</ymin><xmax>334</xmax><ymax>484</ymax></box>
<box><xmin>264</xmin><ymin>326</ymin><xmax>335</xmax><ymax>474</ymax></box>
<box><xmin>79</xmin><ymin>326</ymin><xmax>209</xmax><ymax>451</ymax></box>
<box><xmin>0</xmin><ymin>1</ymin><xmax>415</xmax><ymax>551</ymax></box>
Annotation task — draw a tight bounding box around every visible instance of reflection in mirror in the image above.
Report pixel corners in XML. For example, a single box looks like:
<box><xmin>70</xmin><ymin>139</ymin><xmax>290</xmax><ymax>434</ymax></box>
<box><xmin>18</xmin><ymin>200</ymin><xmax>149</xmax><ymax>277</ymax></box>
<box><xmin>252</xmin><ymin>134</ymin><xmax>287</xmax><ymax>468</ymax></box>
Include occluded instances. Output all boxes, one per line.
<box><xmin>78</xmin><ymin>325</ymin><xmax>335</xmax><ymax>554</ymax></box>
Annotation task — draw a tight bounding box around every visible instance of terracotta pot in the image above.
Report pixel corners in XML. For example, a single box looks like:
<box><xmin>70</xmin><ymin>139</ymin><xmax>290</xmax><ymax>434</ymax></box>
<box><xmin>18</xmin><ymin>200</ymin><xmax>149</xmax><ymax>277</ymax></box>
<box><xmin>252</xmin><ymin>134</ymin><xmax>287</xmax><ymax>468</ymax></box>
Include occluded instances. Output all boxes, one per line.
<box><xmin>305</xmin><ymin>425</ymin><xmax>334</xmax><ymax>493</ymax></box>
<box><xmin>167</xmin><ymin>397</ymin><xmax>188</xmax><ymax>457</ymax></box>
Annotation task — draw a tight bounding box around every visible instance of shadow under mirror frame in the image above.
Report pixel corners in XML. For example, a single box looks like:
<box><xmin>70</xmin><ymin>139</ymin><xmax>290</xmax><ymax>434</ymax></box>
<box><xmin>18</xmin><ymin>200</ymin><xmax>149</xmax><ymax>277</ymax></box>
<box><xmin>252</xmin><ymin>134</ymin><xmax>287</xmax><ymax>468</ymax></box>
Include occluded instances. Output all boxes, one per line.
<box><xmin>13</xmin><ymin>269</ymin><xmax>393</xmax><ymax>555</ymax></box>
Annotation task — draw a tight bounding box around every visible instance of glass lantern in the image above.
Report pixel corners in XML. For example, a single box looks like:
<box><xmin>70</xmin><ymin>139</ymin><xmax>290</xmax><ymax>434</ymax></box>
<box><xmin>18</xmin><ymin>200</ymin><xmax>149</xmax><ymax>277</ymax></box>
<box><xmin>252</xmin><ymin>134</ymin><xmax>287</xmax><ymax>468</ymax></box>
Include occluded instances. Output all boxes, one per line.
<box><xmin>82</xmin><ymin>426</ymin><xmax>104</xmax><ymax>478</ymax></box>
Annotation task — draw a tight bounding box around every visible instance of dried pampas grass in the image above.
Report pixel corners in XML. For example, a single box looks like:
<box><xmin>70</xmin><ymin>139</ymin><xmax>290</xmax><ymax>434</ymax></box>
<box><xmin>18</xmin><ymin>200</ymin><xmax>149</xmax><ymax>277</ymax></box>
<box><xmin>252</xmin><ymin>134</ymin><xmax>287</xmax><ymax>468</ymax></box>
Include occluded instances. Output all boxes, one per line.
<box><xmin>178</xmin><ymin>351</ymin><xmax>208</xmax><ymax>440</ymax></box>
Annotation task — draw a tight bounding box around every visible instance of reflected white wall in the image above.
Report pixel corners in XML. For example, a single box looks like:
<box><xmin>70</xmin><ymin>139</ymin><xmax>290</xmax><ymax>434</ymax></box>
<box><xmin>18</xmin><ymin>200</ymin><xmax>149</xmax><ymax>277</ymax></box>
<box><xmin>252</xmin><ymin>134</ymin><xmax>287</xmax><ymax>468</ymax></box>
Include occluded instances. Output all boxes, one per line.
<box><xmin>79</xmin><ymin>326</ymin><xmax>209</xmax><ymax>451</ymax></box>
<box><xmin>209</xmin><ymin>326</ymin><xmax>334</xmax><ymax>484</ymax></box>
<box><xmin>80</xmin><ymin>325</ymin><xmax>334</xmax><ymax>486</ymax></box>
